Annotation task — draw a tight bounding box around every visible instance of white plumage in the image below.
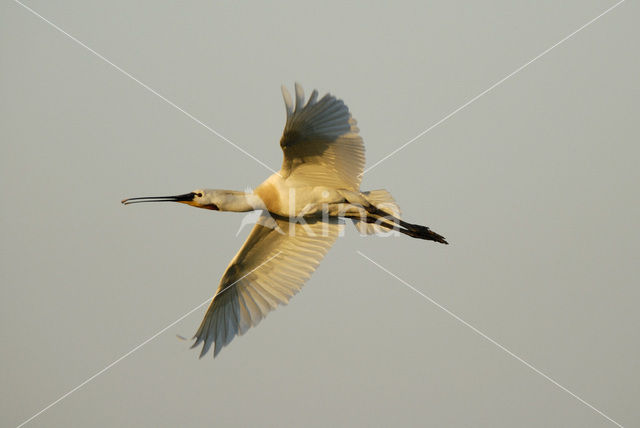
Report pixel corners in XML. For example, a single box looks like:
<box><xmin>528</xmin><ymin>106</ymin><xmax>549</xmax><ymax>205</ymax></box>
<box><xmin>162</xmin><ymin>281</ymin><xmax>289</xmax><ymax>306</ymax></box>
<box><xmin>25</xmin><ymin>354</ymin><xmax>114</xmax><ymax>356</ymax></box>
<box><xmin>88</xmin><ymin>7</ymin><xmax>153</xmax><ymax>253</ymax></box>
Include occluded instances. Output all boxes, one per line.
<box><xmin>279</xmin><ymin>84</ymin><xmax>365</xmax><ymax>191</ymax></box>
<box><xmin>122</xmin><ymin>83</ymin><xmax>447</xmax><ymax>358</ymax></box>
<box><xmin>193</xmin><ymin>214</ymin><xmax>342</xmax><ymax>357</ymax></box>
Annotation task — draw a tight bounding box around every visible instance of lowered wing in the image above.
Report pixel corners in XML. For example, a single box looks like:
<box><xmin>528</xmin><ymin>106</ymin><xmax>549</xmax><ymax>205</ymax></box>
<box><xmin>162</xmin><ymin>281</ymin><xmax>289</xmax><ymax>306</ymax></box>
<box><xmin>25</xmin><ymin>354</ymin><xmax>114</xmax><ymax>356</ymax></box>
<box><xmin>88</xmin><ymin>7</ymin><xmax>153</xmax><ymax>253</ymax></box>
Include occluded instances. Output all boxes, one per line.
<box><xmin>192</xmin><ymin>213</ymin><xmax>342</xmax><ymax>357</ymax></box>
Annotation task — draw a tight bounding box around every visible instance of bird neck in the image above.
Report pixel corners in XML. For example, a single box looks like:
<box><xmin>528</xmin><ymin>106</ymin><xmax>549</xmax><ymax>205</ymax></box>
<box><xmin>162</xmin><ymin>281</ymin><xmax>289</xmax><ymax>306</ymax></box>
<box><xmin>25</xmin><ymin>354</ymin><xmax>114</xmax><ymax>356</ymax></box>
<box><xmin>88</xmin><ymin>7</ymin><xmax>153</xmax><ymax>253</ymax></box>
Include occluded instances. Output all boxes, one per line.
<box><xmin>216</xmin><ymin>191</ymin><xmax>264</xmax><ymax>212</ymax></box>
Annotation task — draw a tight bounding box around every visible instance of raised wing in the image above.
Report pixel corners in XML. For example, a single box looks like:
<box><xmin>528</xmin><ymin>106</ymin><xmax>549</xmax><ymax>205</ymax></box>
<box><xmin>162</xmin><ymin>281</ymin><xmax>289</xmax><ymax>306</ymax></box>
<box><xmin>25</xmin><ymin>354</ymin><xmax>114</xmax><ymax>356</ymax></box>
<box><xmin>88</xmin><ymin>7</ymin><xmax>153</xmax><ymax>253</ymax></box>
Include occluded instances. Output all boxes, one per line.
<box><xmin>192</xmin><ymin>213</ymin><xmax>342</xmax><ymax>357</ymax></box>
<box><xmin>279</xmin><ymin>83</ymin><xmax>365</xmax><ymax>190</ymax></box>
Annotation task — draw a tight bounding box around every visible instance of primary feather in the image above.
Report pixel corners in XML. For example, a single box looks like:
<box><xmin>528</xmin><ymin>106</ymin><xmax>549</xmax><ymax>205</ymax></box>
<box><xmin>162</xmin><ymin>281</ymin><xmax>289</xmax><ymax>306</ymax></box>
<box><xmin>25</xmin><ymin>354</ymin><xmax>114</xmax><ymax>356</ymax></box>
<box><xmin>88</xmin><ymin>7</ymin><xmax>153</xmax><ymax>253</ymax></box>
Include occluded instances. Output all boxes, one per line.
<box><xmin>192</xmin><ymin>214</ymin><xmax>341</xmax><ymax>357</ymax></box>
<box><xmin>279</xmin><ymin>83</ymin><xmax>365</xmax><ymax>190</ymax></box>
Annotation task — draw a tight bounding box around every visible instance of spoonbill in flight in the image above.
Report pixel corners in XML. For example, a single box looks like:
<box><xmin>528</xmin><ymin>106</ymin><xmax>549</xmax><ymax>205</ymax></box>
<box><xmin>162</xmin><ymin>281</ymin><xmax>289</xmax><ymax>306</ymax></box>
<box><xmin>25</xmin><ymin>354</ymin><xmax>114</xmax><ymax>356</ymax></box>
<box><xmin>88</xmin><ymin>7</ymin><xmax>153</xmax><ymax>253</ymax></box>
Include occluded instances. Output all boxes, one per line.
<box><xmin>122</xmin><ymin>83</ymin><xmax>447</xmax><ymax>357</ymax></box>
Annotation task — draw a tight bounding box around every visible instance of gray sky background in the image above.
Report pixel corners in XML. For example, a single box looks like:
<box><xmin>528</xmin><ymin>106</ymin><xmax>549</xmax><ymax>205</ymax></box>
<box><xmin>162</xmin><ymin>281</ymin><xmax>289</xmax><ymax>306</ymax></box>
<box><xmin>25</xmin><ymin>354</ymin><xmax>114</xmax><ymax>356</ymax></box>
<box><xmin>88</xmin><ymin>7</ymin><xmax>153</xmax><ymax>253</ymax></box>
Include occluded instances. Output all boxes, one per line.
<box><xmin>1</xmin><ymin>1</ymin><xmax>638</xmax><ymax>427</ymax></box>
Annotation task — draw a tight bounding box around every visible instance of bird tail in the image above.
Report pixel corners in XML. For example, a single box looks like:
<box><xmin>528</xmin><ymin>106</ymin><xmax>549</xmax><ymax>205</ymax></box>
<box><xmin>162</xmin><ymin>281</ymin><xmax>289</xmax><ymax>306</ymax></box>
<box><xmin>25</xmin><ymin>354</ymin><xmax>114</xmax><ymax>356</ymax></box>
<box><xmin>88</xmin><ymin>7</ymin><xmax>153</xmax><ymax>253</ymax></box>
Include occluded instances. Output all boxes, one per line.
<box><xmin>352</xmin><ymin>189</ymin><xmax>401</xmax><ymax>235</ymax></box>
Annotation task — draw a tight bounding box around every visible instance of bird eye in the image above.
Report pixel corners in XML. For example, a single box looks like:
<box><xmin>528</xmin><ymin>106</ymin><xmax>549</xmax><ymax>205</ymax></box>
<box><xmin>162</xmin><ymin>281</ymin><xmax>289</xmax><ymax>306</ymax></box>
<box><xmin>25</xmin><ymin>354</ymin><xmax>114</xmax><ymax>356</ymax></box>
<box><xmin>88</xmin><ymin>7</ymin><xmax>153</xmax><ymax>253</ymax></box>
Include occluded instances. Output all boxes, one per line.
<box><xmin>195</xmin><ymin>192</ymin><xmax>203</xmax><ymax>197</ymax></box>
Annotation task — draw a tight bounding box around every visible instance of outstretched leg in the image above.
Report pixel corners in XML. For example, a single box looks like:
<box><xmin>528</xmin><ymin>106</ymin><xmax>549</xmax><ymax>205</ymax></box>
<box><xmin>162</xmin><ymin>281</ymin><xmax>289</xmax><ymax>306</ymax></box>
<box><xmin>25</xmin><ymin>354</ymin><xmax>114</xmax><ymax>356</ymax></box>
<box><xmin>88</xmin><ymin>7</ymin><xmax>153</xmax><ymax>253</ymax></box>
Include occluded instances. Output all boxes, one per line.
<box><xmin>328</xmin><ymin>202</ymin><xmax>448</xmax><ymax>244</ymax></box>
<box><xmin>364</xmin><ymin>205</ymin><xmax>448</xmax><ymax>244</ymax></box>
<box><xmin>330</xmin><ymin>190</ymin><xmax>448</xmax><ymax>244</ymax></box>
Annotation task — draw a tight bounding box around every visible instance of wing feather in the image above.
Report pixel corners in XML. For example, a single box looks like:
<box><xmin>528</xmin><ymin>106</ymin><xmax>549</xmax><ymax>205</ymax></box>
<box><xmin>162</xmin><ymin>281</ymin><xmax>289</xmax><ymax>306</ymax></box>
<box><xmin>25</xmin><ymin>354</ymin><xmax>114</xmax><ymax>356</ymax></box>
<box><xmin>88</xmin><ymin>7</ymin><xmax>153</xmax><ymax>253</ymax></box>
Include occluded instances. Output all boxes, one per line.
<box><xmin>279</xmin><ymin>83</ymin><xmax>365</xmax><ymax>190</ymax></box>
<box><xmin>192</xmin><ymin>213</ymin><xmax>341</xmax><ymax>357</ymax></box>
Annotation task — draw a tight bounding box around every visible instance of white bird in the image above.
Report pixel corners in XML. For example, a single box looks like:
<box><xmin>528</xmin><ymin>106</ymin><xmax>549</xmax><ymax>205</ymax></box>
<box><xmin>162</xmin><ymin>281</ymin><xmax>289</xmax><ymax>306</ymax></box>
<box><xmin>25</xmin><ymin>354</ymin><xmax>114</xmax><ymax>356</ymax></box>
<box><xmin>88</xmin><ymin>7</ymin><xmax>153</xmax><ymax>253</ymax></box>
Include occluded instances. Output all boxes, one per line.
<box><xmin>122</xmin><ymin>83</ymin><xmax>447</xmax><ymax>358</ymax></box>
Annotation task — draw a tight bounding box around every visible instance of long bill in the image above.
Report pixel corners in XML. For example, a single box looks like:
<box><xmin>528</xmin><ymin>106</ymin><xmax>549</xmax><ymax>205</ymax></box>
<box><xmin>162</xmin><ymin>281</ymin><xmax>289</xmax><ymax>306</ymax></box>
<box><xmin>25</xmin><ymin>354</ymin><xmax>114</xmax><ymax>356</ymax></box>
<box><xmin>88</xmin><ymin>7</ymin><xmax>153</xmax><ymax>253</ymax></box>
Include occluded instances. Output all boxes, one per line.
<box><xmin>121</xmin><ymin>192</ymin><xmax>196</xmax><ymax>205</ymax></box>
